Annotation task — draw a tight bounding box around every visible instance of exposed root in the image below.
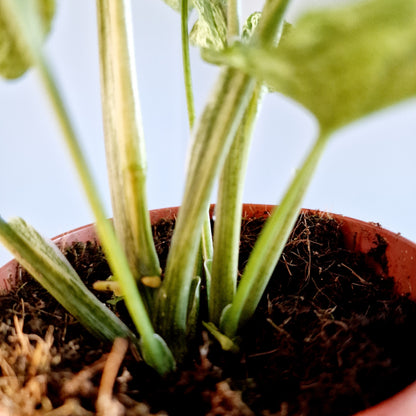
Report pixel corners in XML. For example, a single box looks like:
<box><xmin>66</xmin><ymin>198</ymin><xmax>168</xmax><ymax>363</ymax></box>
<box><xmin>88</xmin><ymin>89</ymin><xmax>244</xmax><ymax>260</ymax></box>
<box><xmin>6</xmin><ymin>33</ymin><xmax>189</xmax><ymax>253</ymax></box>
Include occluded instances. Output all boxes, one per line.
<box><xmin>44</xmin><ymin>398</ymin><xmax>94</xmax><ymax>416</ymax></box>
<box><xmin>0</xmin><ymin>320</ymin><xmax>166</xmax><ymax>416</ymax></box>
<box><xmin>206</xmin><ymin>381</ymin><xmax>254</xmax><ymax>416</ymax></box>
<box><xmin>96</xmin><ymin>338</ymin><xmax>128</xmax><ymax>416</ymax></box>
<box><xmin>0</xmin><ymin>316</ymin><xmax>56</xmax><ymax>415</ymax></box>
<box><xmin>61</xmin><ymin>355</ymin><xmax>106</xmax><ymax>398</ymax></box>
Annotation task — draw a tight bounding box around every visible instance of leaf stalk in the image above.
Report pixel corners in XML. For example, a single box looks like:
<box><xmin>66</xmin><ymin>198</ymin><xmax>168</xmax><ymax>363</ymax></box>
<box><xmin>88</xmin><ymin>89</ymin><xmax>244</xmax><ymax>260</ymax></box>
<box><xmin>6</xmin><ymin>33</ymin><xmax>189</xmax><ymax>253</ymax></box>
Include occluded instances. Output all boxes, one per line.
<box><xmin>221</xmin><ymin>132</ymin><xmax>331</xmax><ymax>337</ymax></box>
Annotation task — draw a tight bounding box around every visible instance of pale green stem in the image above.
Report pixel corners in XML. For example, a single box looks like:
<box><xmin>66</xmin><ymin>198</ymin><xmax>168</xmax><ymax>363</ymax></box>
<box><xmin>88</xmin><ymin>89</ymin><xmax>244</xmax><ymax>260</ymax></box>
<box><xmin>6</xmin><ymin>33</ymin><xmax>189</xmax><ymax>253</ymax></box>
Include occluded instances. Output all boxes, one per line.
<box><xmin>209</xmin><ymin>0</ymin><xmax>290</xmax><ymax>326</ymax></box>
<box><xmin>209</xmin><ymin>84</ymin><xmax>264</xmax><ymax>324</ymax></box>
<box><xmin>221</xmin><ymin>132</ymin><xmax>331</xmax><ymax>337</ymax></box>
<box><xmin>155</xmin><ymin>68</ymin><xmax>257</xmax><ymax>358</ymax></box>
<box><xmin>2</xmin><ymin>0</ymin><xmax>173</xmax><ymax>374</ymax></box>
<box><xmin>96</xmin><ymin>0</ymin><xmax>160</xmax><ymax>285</ymax></box>
<box><xmin>155</xmin><ymin>0</ymin><xmax>292</xmax><ymax>357</ymax></box>
<box><xmin>38</xmin><ymin>55</ymin><xmax>174</xmax><ymax>375</ymax></box>
<box><xmin>181</xmin><ymin>0</ymin><xmax>195</xmax><ymax>128</ymax></box>
<box><xmin>201</xmin><ymin>213</ymin><xmax>213</xmax><ymax>290</ymax></box>
<box><xmin>227</xmin><ymin>0</ymin><xmax>241</xmax><ymax>42</ymax></box>
<box><xmin>181</xmin><ymin>0</ymin><xmax>214</xmax><ymax>285</ymax></box>
<box><xmin>254</xmin><ymin>0</ymin><xmax>291</xmax><ymax>46</ymax></box>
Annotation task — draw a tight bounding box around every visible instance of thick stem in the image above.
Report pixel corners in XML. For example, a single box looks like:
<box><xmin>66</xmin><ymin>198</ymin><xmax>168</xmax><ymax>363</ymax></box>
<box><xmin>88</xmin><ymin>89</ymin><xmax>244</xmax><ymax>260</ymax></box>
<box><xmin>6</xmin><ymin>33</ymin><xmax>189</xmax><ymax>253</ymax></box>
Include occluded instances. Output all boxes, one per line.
<box><xmin>155</xmin><ymin>68</ymin><xmax>256</xmax><ymax>357</ymax></box>
<box><xmin>181</xmin><ymin>0</ymin><xmax>195</xmax><ymax>128</ymax></box>
<box><xmin>221</xmin><ymin>132</ymin><xmax>331</xmax><ymax>337</ymax></box>
<box><xmin>181</xmin><ymin>0</ymin><xmax>214</xmax><ymax>284</ymax></box>
<box><xmin>227</xmin><ymin>0</ymin><xmax>241</xmax><ymax>43</ymax></box>
<box><xmin>38</xmin><ymin>54</ymin><xmax>174</xmax><ymax>375</ymax></box>
<box><xmin>209</xmin><ymin>85</ymin><xmax>264</xmax><ymax>324</ymax></box>
<box><xmin>2</xmin><ymin>0</ymin><xmax>173</xmax><ymax>374</ymax></box>
<box><xmin>254</xmin><ymin>0</ymin><xmax>291</xmax><ymax>46</ymax></box>
<box><xmin>0</xmin><ymin>217</ymin><xmax>133</xmax><ymax>342</ymax></box>
<box><xmin>96</xmin><ymin>0</ymin><xmax>160</xmax><ymax>284</ymax></box>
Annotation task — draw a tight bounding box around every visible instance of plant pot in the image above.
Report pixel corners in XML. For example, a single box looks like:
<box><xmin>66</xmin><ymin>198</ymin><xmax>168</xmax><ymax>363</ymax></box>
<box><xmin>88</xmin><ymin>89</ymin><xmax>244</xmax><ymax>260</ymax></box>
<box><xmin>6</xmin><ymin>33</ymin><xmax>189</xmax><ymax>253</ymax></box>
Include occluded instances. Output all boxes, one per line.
<box><xmin>0</xmin><ymin>204</ymin><xmax>416</xmax><ymax>415</ymax></box>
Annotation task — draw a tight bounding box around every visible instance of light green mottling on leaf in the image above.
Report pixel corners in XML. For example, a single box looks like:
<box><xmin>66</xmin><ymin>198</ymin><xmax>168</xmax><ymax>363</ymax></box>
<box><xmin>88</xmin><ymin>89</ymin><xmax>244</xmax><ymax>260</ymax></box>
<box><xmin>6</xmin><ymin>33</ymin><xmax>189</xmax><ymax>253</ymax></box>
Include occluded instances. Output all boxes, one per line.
<box><xmin>0</xmin><ymin>216</ymin><xmax>134</xmax><ymax>342</ymax></box>
<box><xmin>0</xmin><ymin>0</ymin><xmax>55</xmax><ymax>79</ymax></box>
<box><xmin>206</xmin><ymin>0</ymin><xmax>416</xmax><ymax>132</ymax></box>
<box><xmin>160</xmin><ymin>0</ymin><xmax>183</xmax><ymax>12</ymax></box>
<box><xmin>242</xmin><ymin>12</ymin><xmax>262</xmax><ymax>42</ymax></box>
<box><xmin>190</xmin><ymin>0</ymin><xmax>227</xmax><ymax>51</ymax></box>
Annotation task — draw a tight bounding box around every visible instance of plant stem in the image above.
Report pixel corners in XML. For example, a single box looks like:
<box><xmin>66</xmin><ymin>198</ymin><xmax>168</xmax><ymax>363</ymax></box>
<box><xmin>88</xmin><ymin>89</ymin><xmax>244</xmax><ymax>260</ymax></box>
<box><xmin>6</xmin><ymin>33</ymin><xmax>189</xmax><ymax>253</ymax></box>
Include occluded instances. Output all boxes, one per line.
<box><xmin>96</xmin><ymin>0</ymin><xmax>160</xmax><ymax>286</ymax></box>
<box><xmin>37</xmin><ymin>60</ymin><xmax>174</xmax><ymax>373</ymax></box>
<box><xmin>209</xmin><ymin>0</ymin><xmax>290</xmax><ymax>325</ymax></box>
<box><xmin>155</xmin><ymin>68</ymin><xmax>257</xmax><ymax>357</ymax></box>
<box><xmin>221</xmin><ymin>132</ymin><xmax>331</xmax><ymax>337</ymax></box>
<box><xmin>156</xmin><ymin>0</ymin><xmax>292</xmax><ymax>356</ymax></box>
<box><xmin>181</xmin><ymin>0</ymin><xmax>214</xmax><ymax>285</ymax></box>
<box><xmin>41</xmin><ymin>54</ymin><xmax>175</xmax><ymax>373</ymax></box>
<box><xmin>181</xmin><ymin>0</ymin><xmax>195</xmax><ymax>128</ymax></box>
<box><xmin>227</xmin><ymin>0</ymin><xmax>241</xmax><ymax>43</ymax></box>
<box><xmin>209</xmin><ymin>84</ymin><xmax>264</xmax><ymax>324</ymax></box>
<box><xmin>254</xmin><ymin>0</ymin><xmax>291</xmax><ymax>46</ymax></box>
<box><xmin>2</xmin><ymin>0</ymin><xmax>174</xmax><ymax>374</ymax></box>
<box><xmin>201</xmin><ymin>212</ymin><xmax>213</xmax><ymax>287</ymax></box>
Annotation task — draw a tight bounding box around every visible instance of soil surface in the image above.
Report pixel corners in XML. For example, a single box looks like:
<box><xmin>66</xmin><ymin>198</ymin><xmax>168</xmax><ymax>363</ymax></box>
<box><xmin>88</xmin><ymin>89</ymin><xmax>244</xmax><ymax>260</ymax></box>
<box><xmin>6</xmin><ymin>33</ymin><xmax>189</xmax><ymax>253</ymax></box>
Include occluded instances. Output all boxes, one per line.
<box><xmin>1</xmin><ymin>212</ymin><xmax>416</xmax><ymax>415</ymax></box>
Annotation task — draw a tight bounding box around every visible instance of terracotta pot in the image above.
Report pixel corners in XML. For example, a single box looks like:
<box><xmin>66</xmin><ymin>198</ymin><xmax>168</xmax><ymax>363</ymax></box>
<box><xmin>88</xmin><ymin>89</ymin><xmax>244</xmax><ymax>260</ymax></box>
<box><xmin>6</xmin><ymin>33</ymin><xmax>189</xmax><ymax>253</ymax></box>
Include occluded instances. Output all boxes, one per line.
<box><xmin>1</xmin><ymin>204</ymin><xmax>416</xmax><ymax>415</ymax></box>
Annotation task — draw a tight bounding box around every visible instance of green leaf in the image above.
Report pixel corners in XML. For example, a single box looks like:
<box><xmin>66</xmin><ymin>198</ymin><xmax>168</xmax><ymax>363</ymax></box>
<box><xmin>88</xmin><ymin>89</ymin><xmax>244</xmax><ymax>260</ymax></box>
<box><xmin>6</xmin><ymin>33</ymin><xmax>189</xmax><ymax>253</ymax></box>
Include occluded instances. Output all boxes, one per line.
<box><xmin>0</xmin><ymin>216</ymin><xmax>134</xmax><ymax>342</ymax></box>
<box><xmin>203</xmin><ymin>322</ymin><xmax>239</xmax><ymax>353</ymax></box>
<box><xmin>190</xmin><ymin>0</ymin><xmax>227</xmax><ymax>50</ymax></box>
<box><xmin>205</xmin><ymin>0</ymin><xmax>416</xmax><ymax>132</ymax></box>
<box><xmin>0</xmin><ymin>0</ymin><xmax>55</xmax><ymax>79</ymax></box>
<box><xmin>252</xmin><ymin>0</ymin><xmax>290</xmax><ymax>46</ymax></box>
<box><xmin>0</xmin><ymin>216</ymin><xmax>176</xmax><ymax>374</ymax></box>
<box><xmin>160</xmin><ymin>0</ymin><xmax>189</xmax><ymax>12</ymax></box>
<box><xmin>241</xmin><ymin>12</ymin><xmax>262</xmax><ymax>42</ymax></box>
<box><xmin>162</xmin><ymin>0</ymin><xmax>180</xmax><ymax>11</ymax></box>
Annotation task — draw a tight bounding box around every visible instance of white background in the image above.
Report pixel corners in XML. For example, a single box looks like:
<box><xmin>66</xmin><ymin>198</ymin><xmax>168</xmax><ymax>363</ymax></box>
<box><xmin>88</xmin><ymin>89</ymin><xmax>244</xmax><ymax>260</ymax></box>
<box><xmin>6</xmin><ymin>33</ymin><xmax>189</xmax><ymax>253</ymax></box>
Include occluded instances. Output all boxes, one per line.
<box><xmin>1</xmin><ymin>0</ymin><xmax>415</xmax><ymax>265</ymax></box>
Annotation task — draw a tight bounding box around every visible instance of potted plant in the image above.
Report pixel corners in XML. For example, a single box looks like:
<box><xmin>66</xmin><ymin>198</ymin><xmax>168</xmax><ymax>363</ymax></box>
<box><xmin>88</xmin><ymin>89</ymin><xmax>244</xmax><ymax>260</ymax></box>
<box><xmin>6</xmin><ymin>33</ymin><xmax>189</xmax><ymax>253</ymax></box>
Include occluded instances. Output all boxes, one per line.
<box><xmin>0</xmin><ymin>0</ymin><xmax>415</xmax><ymax>414</ymax></box>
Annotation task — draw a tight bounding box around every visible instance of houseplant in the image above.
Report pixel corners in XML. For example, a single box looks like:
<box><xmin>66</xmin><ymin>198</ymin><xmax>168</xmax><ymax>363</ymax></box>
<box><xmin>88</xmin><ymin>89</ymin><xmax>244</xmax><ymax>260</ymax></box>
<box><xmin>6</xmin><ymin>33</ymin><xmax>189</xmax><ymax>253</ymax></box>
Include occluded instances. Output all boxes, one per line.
<box><xmin>0</xmin><ymin>0</ymin><xmax>416</xmax><ymax>414</ymax></box>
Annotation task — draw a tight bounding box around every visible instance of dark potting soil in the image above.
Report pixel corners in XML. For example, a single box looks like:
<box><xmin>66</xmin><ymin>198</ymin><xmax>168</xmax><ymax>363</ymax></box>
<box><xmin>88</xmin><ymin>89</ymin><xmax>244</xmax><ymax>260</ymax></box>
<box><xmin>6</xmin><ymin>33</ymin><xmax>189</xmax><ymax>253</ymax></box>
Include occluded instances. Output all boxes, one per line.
<box><xmin>1</xmin><ymin>212</ymin><xmax>416</xmax><ymax>415</ymax></box>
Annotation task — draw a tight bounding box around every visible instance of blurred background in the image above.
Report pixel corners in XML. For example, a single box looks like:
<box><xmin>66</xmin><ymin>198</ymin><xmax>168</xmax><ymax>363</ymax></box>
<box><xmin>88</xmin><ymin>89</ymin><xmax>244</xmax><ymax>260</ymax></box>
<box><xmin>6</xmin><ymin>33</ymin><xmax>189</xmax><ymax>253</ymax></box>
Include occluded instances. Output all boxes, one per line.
<box><xmin>1</xmin><ymin>0</ymin><xmax>415</xmax><ymax>265</ymax></box>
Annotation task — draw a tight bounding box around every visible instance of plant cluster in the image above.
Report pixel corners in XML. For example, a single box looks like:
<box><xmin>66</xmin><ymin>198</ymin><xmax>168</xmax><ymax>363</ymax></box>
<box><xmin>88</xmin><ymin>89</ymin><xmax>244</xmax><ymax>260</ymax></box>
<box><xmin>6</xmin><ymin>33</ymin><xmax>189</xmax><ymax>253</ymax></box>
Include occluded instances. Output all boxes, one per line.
<box><xmin>0</xmin><ymin>0</ymin><xmax>415</xmax><ymax>375</ymax></box>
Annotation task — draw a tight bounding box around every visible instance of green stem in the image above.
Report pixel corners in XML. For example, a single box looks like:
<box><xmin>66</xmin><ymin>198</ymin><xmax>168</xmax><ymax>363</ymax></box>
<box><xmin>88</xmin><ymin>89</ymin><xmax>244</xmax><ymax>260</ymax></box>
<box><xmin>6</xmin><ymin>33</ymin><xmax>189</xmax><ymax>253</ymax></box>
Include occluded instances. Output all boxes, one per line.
<box><xmin>155</xmin><ymin>0</ymin><xmax>292</xmax><ymax>356</ymax></box>
<box><xmin>254</xmin><ymin>0</ymin><xmax>291</xmax><ymax>46</ymax></box>
<box><xmin>227</xmin><ymin>0</ymin><xmax>241</xmax><ymax>43</ymax></box>
<box><xmin>181</xmin><ymin>0</ymin><xmax>195</xmax><ymax>128</ymax></box>
<box><xmin>206</xmin><ymin>0</ymin><xmax>290</xmax><ymax>326</ymax></box>
<box><xmin>96</xmin><ymin>0</ymin><xmax>160</xmax><ymax>285</ymax></box>
<box><xmin>181</xmin><ymin>0</ymin><xmax>214</xmax><ymax>286</ymax></box>
<box><xmin>201</xmin><ymin>212</ymin><xmax>213</xmax><ymax>288</ymax></box>
<box><xmin>155</xmin><ymin>68</ymin><xmax>257</xmax><ymax>357</ymax></box>
<box><xmin>221</xmin><ymin>132</ymin><xmax>331</xmax><ymax>337</ymax></box>
<box><xmin>39</xmin><ymin>55</ymin><xmax>174</xmax><ymax>375</ymax></box>
<box><xmin>209</xmin><ymin>84</ymin><xmax>264</xmax><ymax>324</ymax></box>
<box><xmin>3</xmin><ymin>0</ymin><xmax>173</xmax><ymax>374</ymax></box>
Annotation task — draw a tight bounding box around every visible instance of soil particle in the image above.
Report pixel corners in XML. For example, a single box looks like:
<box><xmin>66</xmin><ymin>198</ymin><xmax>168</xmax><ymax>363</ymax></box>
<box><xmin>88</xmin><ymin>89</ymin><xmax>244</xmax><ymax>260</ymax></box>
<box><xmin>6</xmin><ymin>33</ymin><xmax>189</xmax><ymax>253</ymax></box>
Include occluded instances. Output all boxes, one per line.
<box><xmin>0</xmin><ymin>213</ymin><xmax>416</xmax><ymax>415</ymax></box>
